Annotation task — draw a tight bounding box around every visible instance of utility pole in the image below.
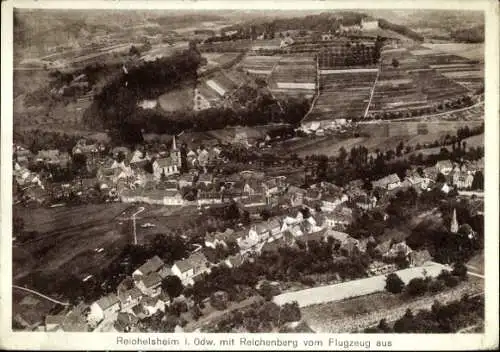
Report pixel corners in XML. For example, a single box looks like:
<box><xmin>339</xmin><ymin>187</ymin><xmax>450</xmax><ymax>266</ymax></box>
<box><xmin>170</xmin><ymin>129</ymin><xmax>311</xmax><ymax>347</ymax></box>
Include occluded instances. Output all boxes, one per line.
<box><xmin>131</xmin><ymin>207</ymin><xmax>145</xmax><ymax>245</ymax></box>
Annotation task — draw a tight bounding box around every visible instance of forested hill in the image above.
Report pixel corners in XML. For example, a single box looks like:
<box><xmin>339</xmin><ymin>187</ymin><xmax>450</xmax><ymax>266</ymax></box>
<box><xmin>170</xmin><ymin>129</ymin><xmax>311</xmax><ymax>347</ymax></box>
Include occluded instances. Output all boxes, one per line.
<box><xmin>83</xmin><ymin>47</ymin><xmax>310</xmax><ymax>145</ymax></box>
<box><xmin>83</xmin><ymin>47</ymin><xmax>203</xmax><ymax>130</ymax></box>
<box><xmin>224</xmin><ymin>11</ymin><xmax>367</xmax><ymax>36</ymax></box>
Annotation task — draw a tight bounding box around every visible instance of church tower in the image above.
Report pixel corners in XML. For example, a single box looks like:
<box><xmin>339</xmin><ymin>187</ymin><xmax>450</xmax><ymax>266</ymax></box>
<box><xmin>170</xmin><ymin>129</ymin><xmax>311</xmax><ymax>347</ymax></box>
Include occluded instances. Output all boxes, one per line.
<box><xmin>450</xmin><ymin>208</ymin><xmax>459</xmax><ymax>233</ymax></box>
<box><xmin>170</xmin><ymin>136</ymin><xmax>182</xmax><ymax>168</ymax></box>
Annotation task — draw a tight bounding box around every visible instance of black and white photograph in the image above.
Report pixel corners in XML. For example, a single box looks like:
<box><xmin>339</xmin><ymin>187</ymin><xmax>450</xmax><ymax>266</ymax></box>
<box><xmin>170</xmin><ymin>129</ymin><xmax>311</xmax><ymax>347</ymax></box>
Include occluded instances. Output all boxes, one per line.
<box><xmin>1</xmin><ymin>0</ymin><xmax>498</xmax><ymax>349</ymax></box>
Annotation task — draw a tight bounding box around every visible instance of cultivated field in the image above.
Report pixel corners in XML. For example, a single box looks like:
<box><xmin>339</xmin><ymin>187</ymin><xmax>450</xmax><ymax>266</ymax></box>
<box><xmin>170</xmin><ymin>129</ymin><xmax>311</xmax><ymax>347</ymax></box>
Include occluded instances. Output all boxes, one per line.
<box><xmin>301</xmin><ymin>277</ymin><xmax>483</xmax><ymax>333</ymax></box>
<box><xmin>304</xmin><ymin>69</ymin><xmax>377</xmax><ymax>122</ymax></box>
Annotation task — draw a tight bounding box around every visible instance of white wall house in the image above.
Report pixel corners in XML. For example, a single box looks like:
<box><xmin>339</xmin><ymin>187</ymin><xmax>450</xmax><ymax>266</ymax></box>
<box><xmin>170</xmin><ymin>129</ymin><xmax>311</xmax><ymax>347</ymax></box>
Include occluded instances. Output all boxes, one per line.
<box><xmin>88</xmin><ymin>294</ymin><xmax>120</xmax><ymax>326</ymax></box>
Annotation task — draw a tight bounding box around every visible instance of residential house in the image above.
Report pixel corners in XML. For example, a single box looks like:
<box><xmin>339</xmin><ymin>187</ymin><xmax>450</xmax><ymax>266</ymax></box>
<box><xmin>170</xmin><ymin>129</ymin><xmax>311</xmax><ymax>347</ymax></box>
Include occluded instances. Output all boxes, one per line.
<box><xmin>135</xmin><ymin>272</ymin><xmax>162</xmax><ymax>297</ymax></box>
<box><xmin>450</xmin><ymin>170</ymin><xmax>474</xmax><ymax>189</ymax></box>
<box><xmin>435</xmin><ymin>160</ymin><xmax>454</xmax><ymax>175</ymax></box>
<box><xmin>171</xmin><ymin>252</ymin><xmax>210</xmax><ymax>285</ymax></box>
<box><xmin>353</xmin><ymin>194</ymin><xmax>378</xmax><ymax>210</ymax></box>
<box><xmin>132</xmin><ymin>255</ymin><xmax>165</xmax><ymax>278</ymax></box>
<box><xmin>384</xmin><ymin>241</ymin><xmax>413</xmax><ymax>260</ymax></box>
<box><xmin>158</xmin><ymin>180</ymin><xmax>178</xmax><ymax>191</ymax></box>
<box><xmin>248</xmin><ymin>219</ymin><xmax>282</xmax><ymax>242</ymax></box>
<box><xmin>286</xmin><ymin>186</ymin><xmax>306</xmax><ymax>207</ymax></box>
<box><xmin>204</xmin><ymin>228</ymin><xmax>235</xmax><ymax>248</ymax></box>
<box><xmin>117</xmin><ymin>287</ymin><xmax>143</xmax><ymax>311</ymax></box>
<box><xmin>197</xmin><ymin>173</ymin><xmax>214</xmax><ymax>187</ymax></box>
<box><xmin>224</xmin><ymin>254</ymin><xmax>245</xmax><ymax>268</ymax></box>
<box><xmin>238</xmin><ymin>195</ymin><xmax>268</xmax><ymax>215</ymax></box>
<box><xmin>88</xmin><ymin>294</ymin><xmax>120</xmax><ymax>325</ymax></box>
<box><xmin>113</xmin><ymin>312</ymin><xmax>139</xmax><ymax>333</ymax></box>
<box><xmin>179</xmin><ymin>174</ymin><xmax>196</xmax><ymax>189</ymax></box>
<box><xmin>139</xmin><ymin>296</ymin><xmax>166</xmax><ymax>316</ymax></box>
<box><xmin>197</xmin><ymin>191</ymin><xmax>222</xmax><ymax>205</ymax></box>
<box><xmin>409</xmin><ymin>249</ymin><xmax>432</xmax><ymax>267</ymax></box>
<box><xmin>371</xmin><ymin>174</ymin><xmax>401</xmax><ymax>190</ymax></box>
<box><xmin>320</xmin><ymin>193</ymin><xmax>348</xmax><ymax>212</ymax></box>
<box><xmin>324</xmin><ymin>229</ymin><xmax>360</xmax><ymax>255</ymax></box>
<box><xmin>423</xmin><ymin>166</ymin><xmax>439</xmax><ymax>181</ymax></box>
<box><xmin>244</xmin><ymin>180</ymin><xmax>266</xmax><ymax>196</ymax></box>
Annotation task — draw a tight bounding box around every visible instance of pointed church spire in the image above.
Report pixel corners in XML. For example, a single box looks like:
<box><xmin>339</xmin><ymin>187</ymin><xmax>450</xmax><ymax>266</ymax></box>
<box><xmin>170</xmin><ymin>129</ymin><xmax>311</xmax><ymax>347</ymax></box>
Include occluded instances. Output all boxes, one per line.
<box><xmin>450</xmin><ymin>208</ymin><xmax>459</xmax><ymax>233</ymax></box>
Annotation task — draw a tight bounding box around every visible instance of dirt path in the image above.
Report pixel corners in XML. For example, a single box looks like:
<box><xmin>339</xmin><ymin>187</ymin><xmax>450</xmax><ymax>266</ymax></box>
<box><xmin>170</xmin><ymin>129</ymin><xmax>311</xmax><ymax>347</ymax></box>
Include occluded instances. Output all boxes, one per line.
<box><xmin>12</xmin><ymin>285</ymin><xmax>70</xmax><ymax>306</ymax></box>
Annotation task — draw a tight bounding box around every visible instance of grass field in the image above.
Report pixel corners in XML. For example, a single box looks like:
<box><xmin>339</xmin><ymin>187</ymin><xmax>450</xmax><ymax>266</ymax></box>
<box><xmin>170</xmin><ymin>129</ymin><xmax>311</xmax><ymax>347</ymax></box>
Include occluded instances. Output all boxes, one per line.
<box><xmin>13</xmin><ymin>202</ymin><xmax>206</xmax><ymax>293</ymax></box>
<box><xmin>158</xmin><ymin>86</ymin><xmax>195</xmax><ymax>112</ymax></box>
<box><xmin>13</xmin><ymin>203</ymin><xmax>132</xmax><ymax>281</ymax></box>
<box><xmin>421</xmin><ymin>43</ymin><xmax>484</xmax><ymax>61</ymax></box>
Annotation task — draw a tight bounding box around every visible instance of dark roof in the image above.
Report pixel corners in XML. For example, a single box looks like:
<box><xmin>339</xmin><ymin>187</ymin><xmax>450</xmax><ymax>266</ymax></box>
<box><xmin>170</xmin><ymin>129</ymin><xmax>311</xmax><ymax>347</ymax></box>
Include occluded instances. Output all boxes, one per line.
<box><xmin>136</xmin><ymin>255</ymin><xmax>165</xmax><ymax>276</ymax></box>
<box><xmin>141</xmin><ymin>272</ymin><xmax>162</xmax><ymax>288</ymax></box>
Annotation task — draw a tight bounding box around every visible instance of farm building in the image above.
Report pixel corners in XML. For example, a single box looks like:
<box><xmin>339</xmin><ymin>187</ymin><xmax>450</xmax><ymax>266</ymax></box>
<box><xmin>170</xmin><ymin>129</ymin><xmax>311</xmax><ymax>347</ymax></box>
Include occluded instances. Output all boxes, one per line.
<box><xmin>371</xmin><ymin>173</ymin><xmax>402</xmax><ymax>190</ymax></box>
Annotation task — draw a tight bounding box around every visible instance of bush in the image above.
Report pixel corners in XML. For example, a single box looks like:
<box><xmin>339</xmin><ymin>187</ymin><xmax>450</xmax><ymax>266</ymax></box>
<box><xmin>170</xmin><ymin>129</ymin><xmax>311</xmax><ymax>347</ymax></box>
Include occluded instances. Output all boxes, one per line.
<box><xmin>406</xmin><ymin>277</ymin><xmax>428</xmax><ymax>296</ymax></box>
<box><xmin>385</xmin><ymin>273</ymin><xmax>405</xmax><ymax>294</ymax></box>
<box><xmin>210</xmin><ymin>291</ymin><xmax>229</xmax><ymax>310</ymax></box>
<box><xmin>438</xmin><ymin>270</ymin><xmax>460</xmax><ymax>287</ymax></box>
<box><xmin>428</xmin><ymin>279</ymin><xmax>446</xmax><ymax>293</ymax></box>
<box><xmin>452</xmin><ymin>262</ymin><xmax>468</xmax><ymax>281</ymax></box>
<box><xmin>279</xmin><ymin>302</ymin><xmax>301</xmax><ymax>324</ymax></box>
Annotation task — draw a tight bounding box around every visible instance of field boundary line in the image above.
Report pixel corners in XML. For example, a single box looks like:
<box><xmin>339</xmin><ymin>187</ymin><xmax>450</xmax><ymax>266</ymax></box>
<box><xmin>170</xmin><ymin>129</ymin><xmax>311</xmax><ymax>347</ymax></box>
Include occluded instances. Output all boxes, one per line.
<box><xmin>363</xmin><ymin>63</ymin><xmax>381</xmax><ymax>119</ymax></box>
<box><xmin>360</xmin><ymin>100</ymin><xmax>484</xmax><ymax>124</ymax></box>
<box><xmin>13</xmin><ymin>285</ymin><xmax>70</xmax><ymax>306</ymax></box>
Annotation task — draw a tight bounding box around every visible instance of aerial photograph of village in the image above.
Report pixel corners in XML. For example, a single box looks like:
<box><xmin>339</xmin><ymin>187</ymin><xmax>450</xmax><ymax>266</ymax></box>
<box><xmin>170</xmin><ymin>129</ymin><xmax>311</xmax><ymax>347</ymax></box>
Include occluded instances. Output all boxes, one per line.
<box><xmin>11</xmin><ymin>7</ymin><xmax>485</xmax><ymax>334</ymax></box>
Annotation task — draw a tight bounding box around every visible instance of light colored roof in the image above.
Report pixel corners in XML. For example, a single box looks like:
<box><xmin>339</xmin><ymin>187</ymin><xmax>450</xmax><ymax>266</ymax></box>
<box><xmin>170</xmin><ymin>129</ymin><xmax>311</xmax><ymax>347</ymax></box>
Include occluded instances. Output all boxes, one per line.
<box><xmin>372</xmin><ymin>173</ymin><xmax>401</xmax><ymax>187</ymax></box>
<box><xmin>324</xmin><ymin>229</ymin><xmax>351</xmax><ymax>243</ymax></box>
<box><xmin>117</xmin><ymin>287</ymin><xmax>142</xmax><ymax>302</ymax></box>
<box><xmin>95</xmin><ymin>293</ymin><xmax>119</xmax><ymax>310</ymax></box>
<box><xmin>174</xmin><ymin>252</ymin><xmax>208</xmax><ymax>273</ymax></box>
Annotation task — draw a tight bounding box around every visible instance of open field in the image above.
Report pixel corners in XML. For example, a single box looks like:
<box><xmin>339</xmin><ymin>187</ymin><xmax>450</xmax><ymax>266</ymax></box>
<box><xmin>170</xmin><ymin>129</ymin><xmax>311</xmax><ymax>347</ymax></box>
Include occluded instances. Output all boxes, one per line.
<box><xmin>13</xmin><ymin>202</ymin><xmax>208</xmax><ymax>288</ymax></box>
<box><xmin>13</xmin><ymin>203</ymin><xmax>132</xmax><ymax>280</ymax></box>
<box><xmin>280</xmin><ymin>127</ymin><xmax>482</xmax><ymax>158</ymax></box>
<box><xmin>158</xmin><ymin>86</ymin><xmax>195</xmax><ymax>112</ymax></box>
<box><xmin>421</xmin><ymin>43</ymin><xmax>484</xmax><ymax>61</ymax></box>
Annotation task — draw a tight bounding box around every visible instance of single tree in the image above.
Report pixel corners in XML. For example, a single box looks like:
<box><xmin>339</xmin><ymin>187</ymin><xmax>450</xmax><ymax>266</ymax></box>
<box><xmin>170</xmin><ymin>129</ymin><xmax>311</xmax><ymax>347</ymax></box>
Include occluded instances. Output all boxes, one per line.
<box><xmin>161</xmin><ymin>275</ymin><xmax>184</xmax><ymax>301</ymax></box>
<box><xmin>385</xmin><ymin>273</ymin><xmax>405</xmax><ymax>294</ymax></box>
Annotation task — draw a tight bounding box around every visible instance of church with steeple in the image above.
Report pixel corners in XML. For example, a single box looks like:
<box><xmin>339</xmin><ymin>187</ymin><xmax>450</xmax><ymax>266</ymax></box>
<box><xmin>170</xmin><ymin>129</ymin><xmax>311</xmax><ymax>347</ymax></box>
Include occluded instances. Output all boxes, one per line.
<box><xmin>152</xmin><ymin>136</ymin><xmax>182</xmax><ymax>179</ymax></box>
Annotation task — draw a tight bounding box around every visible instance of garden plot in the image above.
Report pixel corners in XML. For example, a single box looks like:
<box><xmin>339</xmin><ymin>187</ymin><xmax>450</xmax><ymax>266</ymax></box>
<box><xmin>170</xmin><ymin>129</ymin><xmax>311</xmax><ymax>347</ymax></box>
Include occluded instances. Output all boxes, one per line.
<box><xmin>238</xmin><ymin>55</ymin><xmax>282</xmax><ymax>76</ymax></box>
<box><xmin>268</xmin><ymin>56</ymin><xmax>317</xmax><ymax>94</ymax></box>
<box><xmin>304</xmin><ymin>70</ymin><xmax>377</xmax><ymax>122</ymax></box>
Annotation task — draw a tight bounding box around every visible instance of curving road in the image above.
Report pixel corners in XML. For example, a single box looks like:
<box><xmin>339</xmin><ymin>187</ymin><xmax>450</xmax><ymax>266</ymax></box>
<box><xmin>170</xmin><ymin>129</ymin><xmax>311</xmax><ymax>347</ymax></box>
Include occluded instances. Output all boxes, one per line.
<box><xmin>13</xmin><ymin>285</ymin><xmax>70</xmax><ymax>306</ymax></box>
